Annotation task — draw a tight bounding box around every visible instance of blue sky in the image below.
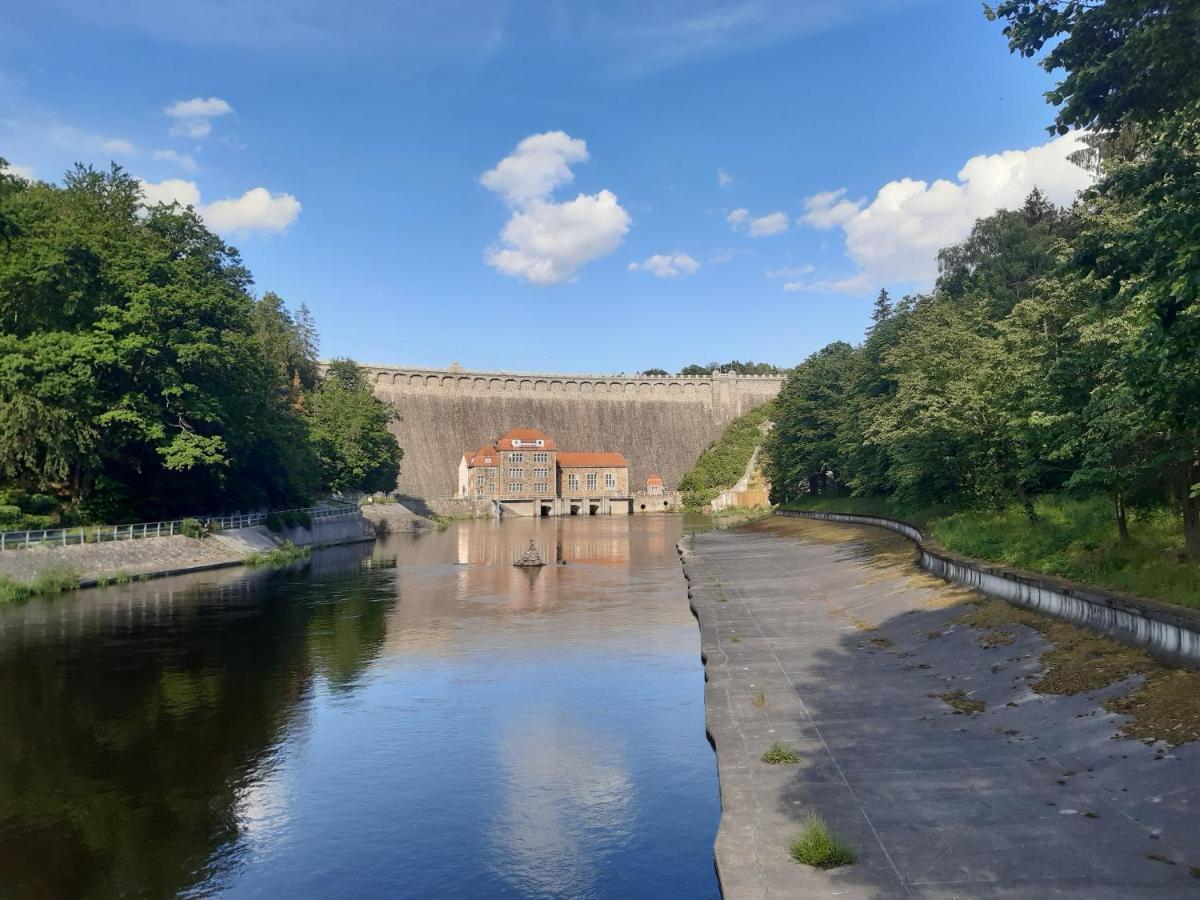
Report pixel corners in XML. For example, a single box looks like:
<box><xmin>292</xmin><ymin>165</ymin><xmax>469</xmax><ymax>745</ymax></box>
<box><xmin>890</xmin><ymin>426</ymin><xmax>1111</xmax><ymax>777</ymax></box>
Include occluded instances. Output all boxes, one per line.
<box><xmin>3</xmin><ymin>0</ymin><xmax>1088</xmax><ymax>373</ymax></box>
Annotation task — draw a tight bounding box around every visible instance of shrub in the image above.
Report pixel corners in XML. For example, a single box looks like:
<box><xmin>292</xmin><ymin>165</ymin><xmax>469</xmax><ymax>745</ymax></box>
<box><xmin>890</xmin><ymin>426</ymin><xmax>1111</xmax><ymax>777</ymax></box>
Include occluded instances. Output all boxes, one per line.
<box><xmin>180</xmin><ymin>517</ymin><xmax>204</xmax><ymax>539</ymax></box>
<box><xmin>244</xmin><ymin>540</ymin><xmax>310</xmax><ymax>567</ymax></box>
<box><xmin>679</xmin><ymin>401</ymin><xmax>775</xmax><ymax>509</ymax></box>
<box><xmin>265</xmin><ymin>512</ymin><xmax>284</xmax><ymax>533</ymax></box>
<box><xmin>790</xmin><ymin>816</ymin><xmax>855</xmax><ymax>869</ymax></box>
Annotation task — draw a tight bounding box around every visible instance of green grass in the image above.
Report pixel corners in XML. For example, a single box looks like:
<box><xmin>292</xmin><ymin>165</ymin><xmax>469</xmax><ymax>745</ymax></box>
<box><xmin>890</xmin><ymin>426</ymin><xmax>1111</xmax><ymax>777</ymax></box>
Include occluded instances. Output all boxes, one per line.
<box><xmin>0</xmin><ymin>566</ymin><xmax>80</xmax><ymax>604</ymax></box>
<box><xmin>679</xmin><ymin>401</ymin><xmax>775</xmax><ymax>509</ymax></box>
<box><xmin>782</xmin><ymin>493</ymin><xmax>1200</xmax><ymax>610</ymax></box>
<box><xmin>789</xmin><ymin>816</ymin><xmax>855</xmax><ymax>869</ymax></box>
<box><xmin>761</xmin><ymin>741</ymin><xmax>801</xmax><ymax>764</ymax></box>
<box><xmin>245</xmin><ymin>540</ymin><xmax>310</xmax><ymax>567</ymax></box>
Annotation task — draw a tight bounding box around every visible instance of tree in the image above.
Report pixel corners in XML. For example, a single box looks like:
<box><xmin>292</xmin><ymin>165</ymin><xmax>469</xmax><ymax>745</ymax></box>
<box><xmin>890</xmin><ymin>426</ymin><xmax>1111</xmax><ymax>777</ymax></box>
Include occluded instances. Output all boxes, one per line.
<box><xmin>0</xmin><ymin>164</ymin><xmax>317</xmax><ymax>519</ymax></box>
<box><xmin>307</xmin><ymin>359</ymin><xmax>403</xmax><ymax>495</ymax></box>
<box><xmin>986</xmin><ymin>0</ymin><xmax>1200</xmax><ymax>135</ymax></box>
<box><xmin>868</xmin><ymin>288</ymin><xmax>893</xmax><ymax>331</ymax></box>
<box><xmin>639</xmin><ymin>368</ymin><xmax>670</xmax><ymax>377</ymax></box>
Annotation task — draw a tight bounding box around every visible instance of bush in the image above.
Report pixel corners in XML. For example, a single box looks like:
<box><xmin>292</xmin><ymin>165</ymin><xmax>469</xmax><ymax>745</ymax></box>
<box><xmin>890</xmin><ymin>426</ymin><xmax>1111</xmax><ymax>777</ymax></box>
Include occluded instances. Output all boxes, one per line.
<box><xmin>789</xmin><ymin>816</ymin><xmax>855</xmax><ymax>869</ymax></box>
<box><xmin>265</xmin><ymin>512</ymin><xmax>284</xmax><ymax>533</ymax></box>
<box><xmin>180</xmin><ymin>517</ymin><xmax>204</xmax><ymax>539</ymax></box>
<box><xmin>244</xmin><ymin>540</ymin><xmax>310</xmax><ymax>567</ymax></box>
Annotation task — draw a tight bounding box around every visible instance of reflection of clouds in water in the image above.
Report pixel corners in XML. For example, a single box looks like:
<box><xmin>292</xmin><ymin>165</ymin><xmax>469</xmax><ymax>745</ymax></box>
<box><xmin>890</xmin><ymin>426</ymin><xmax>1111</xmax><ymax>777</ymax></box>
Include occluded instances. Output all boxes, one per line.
<box><xmin>489</xmin><ymin>711</ymin><xmax>634</xmax><ymax>897</ymax></box>
<box><xmin>234</xmin><ymin>754</ymin><xmax>293</xmax><ymax>851</ymax></box>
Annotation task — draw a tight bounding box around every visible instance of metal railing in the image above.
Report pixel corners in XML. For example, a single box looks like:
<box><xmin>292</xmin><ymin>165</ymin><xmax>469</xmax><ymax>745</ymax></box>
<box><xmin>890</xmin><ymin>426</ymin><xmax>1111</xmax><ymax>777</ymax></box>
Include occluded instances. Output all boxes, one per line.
<box><xmin>0</xmin><ymin>501</ymin><xmax>359</xmax><ymax>551</ymax></box>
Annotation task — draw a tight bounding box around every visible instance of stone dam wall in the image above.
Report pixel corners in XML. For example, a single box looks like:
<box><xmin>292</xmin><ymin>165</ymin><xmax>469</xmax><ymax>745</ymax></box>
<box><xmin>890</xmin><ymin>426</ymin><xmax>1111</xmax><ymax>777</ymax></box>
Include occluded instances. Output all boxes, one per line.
<box><xmin>360</xmin><ymin>365</ymin><xmax>786</xmax><ymax>498</ymax></box>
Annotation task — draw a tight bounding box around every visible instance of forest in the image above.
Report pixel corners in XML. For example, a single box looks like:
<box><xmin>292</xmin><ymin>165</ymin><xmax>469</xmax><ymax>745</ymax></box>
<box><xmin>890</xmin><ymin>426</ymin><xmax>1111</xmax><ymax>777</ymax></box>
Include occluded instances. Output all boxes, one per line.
<box><xmin>0</xmin><ymin>165</ymin><xmax>402</xmax><ymax>529</ymax></box>
<box><xmin>765</xmin><ymin>1</ymin><xmax>1200</xmax><ymax>601</ymax></box>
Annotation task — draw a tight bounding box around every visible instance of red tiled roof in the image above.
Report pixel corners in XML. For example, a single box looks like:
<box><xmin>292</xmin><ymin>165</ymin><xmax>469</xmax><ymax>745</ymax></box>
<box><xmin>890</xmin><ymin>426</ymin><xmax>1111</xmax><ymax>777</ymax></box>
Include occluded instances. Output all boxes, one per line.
<box><xmin>646</xmin><ymin>474</ymin><xmax>664</xmax><ymax>485</ymax></box>
<box><xmin>557</xmin><ymin>451</ymin><xmax>627</xmax><ymax>468</ymax></box>
<box><xmin>465</xmin><ymin>445</ymin><xmax>498</xmax><ymax>467</ymax></box>
<box><xmin>497</xmin><ymin>428</ymin><xmax>557</xmax><ymax>450</ymax></box>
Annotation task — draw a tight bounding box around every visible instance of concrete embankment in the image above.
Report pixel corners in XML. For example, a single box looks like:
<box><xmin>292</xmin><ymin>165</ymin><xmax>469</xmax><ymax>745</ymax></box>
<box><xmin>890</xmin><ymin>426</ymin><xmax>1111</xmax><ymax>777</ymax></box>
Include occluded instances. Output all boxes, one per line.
<box><xmin>682</xmin><ymin>516</ymin><xmax>1200</xmax><ymax>898</ymax></box>
<box><xmin>780</xmin><ymin>509</ymin><xmax>1200</xmax><ymax>666</ymax></box>
<box><xmin>0</xmin><ymin>516</ymin><xmax>375</xmax><ymax>586</ymax></box>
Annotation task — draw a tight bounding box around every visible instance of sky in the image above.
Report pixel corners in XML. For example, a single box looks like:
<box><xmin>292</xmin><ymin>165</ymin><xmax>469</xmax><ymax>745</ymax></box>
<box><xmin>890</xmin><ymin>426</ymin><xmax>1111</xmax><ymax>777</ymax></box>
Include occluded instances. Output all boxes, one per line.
<box><xmin>2</xmin><ymin>0</ymin><xmax>1092</xmax><ymax>374</ymax></box>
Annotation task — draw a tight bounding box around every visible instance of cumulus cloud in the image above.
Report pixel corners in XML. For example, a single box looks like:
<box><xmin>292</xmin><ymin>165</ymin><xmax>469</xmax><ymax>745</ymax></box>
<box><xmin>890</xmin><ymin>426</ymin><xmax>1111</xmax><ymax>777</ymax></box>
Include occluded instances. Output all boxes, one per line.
<box><xmin>152</xmin><ymin>148</ymin><xmax>197</xmax><ymax>172</ymax></box>
<box><xmin>482</xmin><ymin>131</ymin><xmax>630</xmax><ymax>285</ymax></box>
<box><xmin>138</xmin><ymin>178</ymin><xmax>300</xmax><ymax>235</ymax></box>
<box><xmin>628</xmin><ymin>251</ymin><xmax>700</xmax><ymax>277</ymax></box>
<box><xmin>797</xmin><ymin>133</ymin><xmax>1093</xmax><ymax>293</ymax></box>
<box><xmin>4</xmin><ymin>162</ymin><xmax>36</xmax><ymax>181</ymax></box>
<box><xmin>166</xmin><ymin>96</ymin><xmax>233</xmax><ymax>139</ymax></box>
<box><xmin>727</xmin><ymin>207</ymin><xmax>788</xmax><ymax>237</ymax></box>
<box><xmin>717</xmin><ymin>167</ymin><xmax>733</xmax><ymax>189</ymax></box>
<box><xmin>480</xmin><ymin>131</ymin><xmax>588</xmax><ymax>206</ymax></box>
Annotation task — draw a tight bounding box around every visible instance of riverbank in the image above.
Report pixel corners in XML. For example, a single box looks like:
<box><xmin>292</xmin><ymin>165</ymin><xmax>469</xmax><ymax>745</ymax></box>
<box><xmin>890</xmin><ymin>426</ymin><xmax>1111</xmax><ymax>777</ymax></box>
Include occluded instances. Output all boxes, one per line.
<box><xmin>0</xmin><ymin>516</ymin><xmax>375</xmax><ymax>596</ymax></box>
<box><xmin>682</xmin><ymin>516</ymin><xmax>1200</xmax><ymax>898</ymax></box>
<box><xmin>783</xmin><ymin>494</ymin><xmax>1200</xmax><ymax>610</ymax></box>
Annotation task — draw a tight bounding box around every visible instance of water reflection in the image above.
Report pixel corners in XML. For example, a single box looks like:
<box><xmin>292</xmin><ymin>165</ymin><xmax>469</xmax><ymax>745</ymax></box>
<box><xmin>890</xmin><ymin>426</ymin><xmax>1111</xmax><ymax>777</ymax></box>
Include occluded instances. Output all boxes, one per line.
<box><xmin>0</xmin><ymin>516</ymin><xmax>719</xmax><ymax>898</ymax></box>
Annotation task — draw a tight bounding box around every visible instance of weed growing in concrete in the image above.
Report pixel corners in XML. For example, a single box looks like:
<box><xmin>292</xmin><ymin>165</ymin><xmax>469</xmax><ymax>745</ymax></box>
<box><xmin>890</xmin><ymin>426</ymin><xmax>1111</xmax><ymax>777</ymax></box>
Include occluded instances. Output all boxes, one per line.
<box><xmin>761</xmin><ymin>742</ymin><xmax>800</xmax><ymax>764</ymax></box>
<box><xmin>114</xmin><ymin>571</ymin><xmax>132</xmax><ymax>585</ymax></box>
<box><xmin>729</xmin><ymin>635</ymin><xmax>741</xmax><ymax>643</ymax></box>
<box><xmin>790</xmin><ymin>816</ymin><xmax>855</xmax><ymax>869</ymax></box>
<box><xmin>931</xmin><ymin>689</ymin><xmax>985</xmax><ymax>714</ymax></box>
<box><xmin>751</xmin><ymin>690</ymin><xmax>766</xmax><ymax>708</ymax></box>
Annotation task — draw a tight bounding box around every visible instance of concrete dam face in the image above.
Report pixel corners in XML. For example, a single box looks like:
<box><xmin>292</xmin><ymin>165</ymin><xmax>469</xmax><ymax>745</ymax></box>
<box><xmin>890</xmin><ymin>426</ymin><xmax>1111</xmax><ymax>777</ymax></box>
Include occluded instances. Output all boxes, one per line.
<box><xmin>361</xmin><ymin>366</ymin><xmax>786</xmax><ymax>498</ymax></box>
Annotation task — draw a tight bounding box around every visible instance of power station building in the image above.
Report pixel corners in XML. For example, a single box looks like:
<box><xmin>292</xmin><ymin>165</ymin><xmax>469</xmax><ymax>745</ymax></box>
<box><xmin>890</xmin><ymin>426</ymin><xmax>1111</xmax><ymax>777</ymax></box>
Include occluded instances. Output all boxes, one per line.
<box><xmin>457</xmin><ymin>428</ymin><xmax>631</xmax><ymax>515</ymax></box>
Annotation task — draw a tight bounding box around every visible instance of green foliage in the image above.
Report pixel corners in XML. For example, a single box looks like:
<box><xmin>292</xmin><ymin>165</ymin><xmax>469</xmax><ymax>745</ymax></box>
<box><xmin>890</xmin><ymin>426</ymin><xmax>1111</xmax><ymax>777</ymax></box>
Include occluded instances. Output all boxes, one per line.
<box><xmin>307</xmin><ymin>359</ymin><xmax>403</xmax><ymax>495</ymax></box>
<box><xmin>180</xmin><ymin>517</ymin><xmax>204</xmax><ymax>539</ymax></box>
<box><xmin>264</xmin><ymin>512</ymin><xmax>284</xmax><ymax>533</ymax></box>
<box><xmin>678</xmin><ymin>401</ymin><xmax>774</xmax><ymax>508</ymax></box>
<box><xmin>761</xmin><ymin>742</ymin><xmax>801</xmax><ymax>764</ymax></box>
<box><xmin>789</xmin><ymin>816</ymin><xmax>855</xmax><ymax>869</ymax></box>
<box><xmin>638</xmin><ymin>368</ymin><xmax>670</xmax><ymax>376</ymax></box>
<box><xmin>0</xmin><ymin>162</ymin><xmax>319</xmax><ymax>521</ymax></box>
<box><xmin>0</xmin><ymin>566</ymin><xmax>79</xmax><ymax>604</ymax></box>
<box><xmin>678</xmin><ymin>360</ymin><xmax>787</xmax><ymax>376</ymax></box>
<box><xmin>244</xmin><ymin>540</ymin><xmax>310</xmax><ymax>567</ymax></box>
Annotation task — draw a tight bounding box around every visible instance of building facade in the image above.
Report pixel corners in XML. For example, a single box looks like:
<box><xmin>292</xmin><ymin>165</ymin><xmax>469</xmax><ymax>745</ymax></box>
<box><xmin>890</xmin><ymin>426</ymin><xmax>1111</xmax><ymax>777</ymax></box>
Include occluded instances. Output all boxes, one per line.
<box><xmin>459</xmin><ymin>428</ymin><xmax>628</xmax><ymax>504</ymax></box>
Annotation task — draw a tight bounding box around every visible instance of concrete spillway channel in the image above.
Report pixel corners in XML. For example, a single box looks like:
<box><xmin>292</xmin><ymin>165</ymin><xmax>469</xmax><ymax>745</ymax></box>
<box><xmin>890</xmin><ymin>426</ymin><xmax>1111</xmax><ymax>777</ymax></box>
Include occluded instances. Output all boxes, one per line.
<box><xmin>680</xmin><ymin>517</ymin><xmax>1200</xmax><ymax>899</ymax></box>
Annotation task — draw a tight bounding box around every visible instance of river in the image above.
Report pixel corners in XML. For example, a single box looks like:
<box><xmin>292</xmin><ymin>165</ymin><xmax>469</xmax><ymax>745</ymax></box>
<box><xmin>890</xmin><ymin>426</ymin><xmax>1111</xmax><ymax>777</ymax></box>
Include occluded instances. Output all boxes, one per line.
<box><xmin>0</xmin><ymin>515</ymin><xmax>720</xmax><ymax>898</ymax></box>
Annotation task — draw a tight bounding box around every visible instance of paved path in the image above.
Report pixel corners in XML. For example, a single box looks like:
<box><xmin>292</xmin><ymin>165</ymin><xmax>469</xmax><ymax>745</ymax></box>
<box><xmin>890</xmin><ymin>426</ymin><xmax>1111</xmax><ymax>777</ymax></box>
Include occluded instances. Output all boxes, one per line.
<box><xmin>683</xmin><ymin>517</ymin><xmax>1200</xmax><ymax>899</ymax></box>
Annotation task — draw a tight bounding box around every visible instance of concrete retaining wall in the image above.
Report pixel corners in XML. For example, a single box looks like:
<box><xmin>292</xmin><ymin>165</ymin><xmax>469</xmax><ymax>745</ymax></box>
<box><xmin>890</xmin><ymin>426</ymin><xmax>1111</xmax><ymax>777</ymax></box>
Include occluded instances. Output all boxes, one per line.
<box><xmin>778</xmin><ymin>509</ymin><xmax>1200</xmax><ymax>666</ymax></box>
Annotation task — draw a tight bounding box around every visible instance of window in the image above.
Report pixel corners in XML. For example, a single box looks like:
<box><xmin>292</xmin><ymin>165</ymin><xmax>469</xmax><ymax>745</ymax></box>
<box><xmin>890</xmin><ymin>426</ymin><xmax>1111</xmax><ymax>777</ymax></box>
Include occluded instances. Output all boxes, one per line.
<box><xmin>508</xmin><ymin>482</ymin><xmax>523</xmax><ymax>494</ymax></box>
<box><xmin>533</xmin><ymin>467</ymin><xmax>548</xmax><ymax>479</ymax></box>
<box><xmin>509</xmin><ymin>452</ymin><xmax>524</xmax><ymax>463</ymax></box>
<box><xmin>534</xmin><ymin>482</ymin><xmax>548</xmax><ymax>494</ymax></box>
<box><xmin>532</xmin><ymin>452</ymin><xmax>549</xmax><ymax>463</ymax></box>
<box><xmin>586</xmin><ymin>472</ymin><xmax>597</xmax><ymax>490</ymax></box>
<box><xmin>476</xmin><ymin>475</ymin><xmax>485</xmax><ymax>489</ymax></box>
<box><xmin>605</xmin><ymin>473</ymin><xmax>616</xmax><ymax>489</ymax></box>
<box><xmin>508</xmin><ymin>467</ymin><xmax>523</xmax><ymax>479</ymax></box>
<box><xmin>568</xmin><ymin>473</ymin><xmax>579</xmax><ymax>490</ymax></box>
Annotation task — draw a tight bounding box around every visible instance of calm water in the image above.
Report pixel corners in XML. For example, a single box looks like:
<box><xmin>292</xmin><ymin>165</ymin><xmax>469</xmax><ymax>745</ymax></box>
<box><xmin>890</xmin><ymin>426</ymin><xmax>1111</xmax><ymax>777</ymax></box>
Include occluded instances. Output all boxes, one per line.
<box><xmin>0</xmin><ymin>516</ymin><xmax>720</xmax><ymax>899</ymax></box>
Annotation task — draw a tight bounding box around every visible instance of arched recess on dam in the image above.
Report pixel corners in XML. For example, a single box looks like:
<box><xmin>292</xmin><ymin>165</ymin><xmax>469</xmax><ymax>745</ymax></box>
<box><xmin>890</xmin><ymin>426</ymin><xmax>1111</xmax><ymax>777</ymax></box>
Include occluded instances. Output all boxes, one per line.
<box><xmin>361</xmin><ymin>365</ymin><xmax>786</xmax><ymax>498</ymax></box>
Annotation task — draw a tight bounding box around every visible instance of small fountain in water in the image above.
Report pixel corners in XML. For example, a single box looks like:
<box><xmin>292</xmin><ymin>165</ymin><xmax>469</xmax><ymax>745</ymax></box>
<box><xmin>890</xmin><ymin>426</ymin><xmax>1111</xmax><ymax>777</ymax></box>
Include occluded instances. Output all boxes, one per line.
<box><xmin>513</xmin><ymin>540</ymin><xmax>545</xmax><ymax>568</ymax></box>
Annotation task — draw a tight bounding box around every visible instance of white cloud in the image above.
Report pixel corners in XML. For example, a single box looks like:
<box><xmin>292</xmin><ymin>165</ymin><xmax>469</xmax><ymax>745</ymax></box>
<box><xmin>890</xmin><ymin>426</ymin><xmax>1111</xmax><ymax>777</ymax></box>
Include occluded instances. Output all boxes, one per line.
<box><xmin>100</xmin><ymin>138</ymin><xmax>136</xmax><ymax>155</ymax></box>
<box><xmin>486</xmin><ymin>191</ymin><xmax>630</xmax><ymax>285</ymax></box>
<box><xmin>794</xmin><ymin>133</ymin><xmax>1093</xmax><ymax>293</ymax></box>
<box><xmin>709</xmin><ymin>247</ymin><xmax>753</xmax><ymax>264</ymax></box>
<box><xmin>482</xmin><ymin>131</ymin><xmax>630</xmax><ymax>284</ymax></box>
<box><xmin>203</xmin><ymin>187</ymin><xmax>301</xmax><ymax>234</ymax></box>
<box><xmin>628</xmin><ymin>251</ymin><xmax>700</xmax><ymax>277</ymax></box>
<box><xmin>165</xmin><ymin>96</ymin><xmax>233</xmax><ymax>140</ymax></box>
<box><xmin>727</xmin><ymin>207</ymin><xmax>788</xmax><ymax>237</ymax></box>
<box><xmin>139</xmin><ymin>178</ymin><xmax>201</xmax><ymax>208</ymax></box>
<box><xmin>166</xmin><ymin>97</ymin><xmax>233</xmax><ymax>119</ymax></box>
<box><xmin>138</xmin><ymin>179</ymin><xmax>300</xmax><ymax>235</ymax></box>
<box><xmin>480</xmin><ymin>131</ymin><xmax>588</xmax><ymax>206</ymax></box>
<box><xmin>4</xmin><ymin>162</ymin><xmax>36</xmax><ymax>181</ymax></box>
<box><xmin>800</xmin><ymin>188</ymin><xmax>861</xmax><ymax>229</ymax></box>
<box><xmin>153</xmin><ymin>148</ymin><xmax>197</xmax><ymax>172</ymax></box>
<box><xmin>717</xmin><ymin>167</ymin><xmax>733</xmax><ymax>189</ymax></box>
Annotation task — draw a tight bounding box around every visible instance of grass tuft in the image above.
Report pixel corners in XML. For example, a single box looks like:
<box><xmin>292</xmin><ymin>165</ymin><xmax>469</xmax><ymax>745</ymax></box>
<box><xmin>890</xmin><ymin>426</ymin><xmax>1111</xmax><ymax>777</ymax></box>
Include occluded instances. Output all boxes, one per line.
<box><xmin>789</xmin><ymin>816</ymin><xmax>855</xmax><ymax>869</ymax></box>
<box><xmin>0</xmin><ymin>566</ymin><xmax>80</xmax><ymax>604</ymax></box>
<box><xmin>245</xmin><ymin>540</ymin><xmax>310</xmax><ymax>567</ymax></box>
<box><xmin>761</xmin><ymin>742</ymin><xmax>801</xmax><ymax>764</ymax></box>
<box><xmin>931</xmin><ymin>689</ymin><xmax>985</xmax><ymax>715</ymax></box>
